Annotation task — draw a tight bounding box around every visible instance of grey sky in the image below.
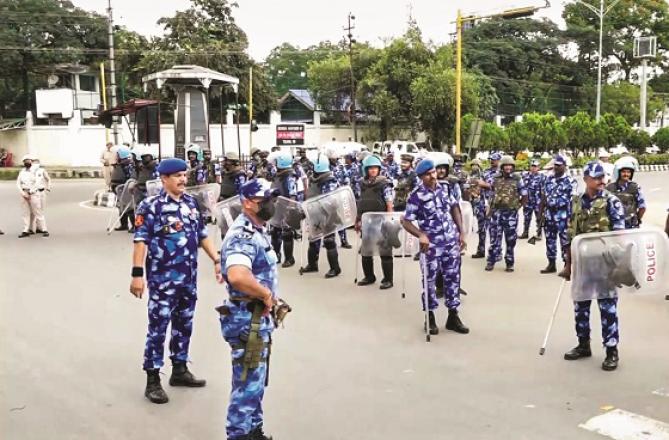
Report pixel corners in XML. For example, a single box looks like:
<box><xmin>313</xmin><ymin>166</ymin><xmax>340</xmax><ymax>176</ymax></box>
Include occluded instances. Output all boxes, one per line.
<box><xmin>74</xmin><ymin>0</ymin><xmax>566</xmax><ymax>60</ymax></box>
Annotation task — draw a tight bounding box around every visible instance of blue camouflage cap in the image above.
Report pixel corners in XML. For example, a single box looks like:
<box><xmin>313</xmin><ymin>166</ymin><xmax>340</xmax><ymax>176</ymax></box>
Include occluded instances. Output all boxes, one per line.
<box><xmin>490</xmin><ymin>152</ymin><xmax>502</xmax><ymax>161</ymax></box>
<box><xmin>553</xmin><ymin>154</ymin><xmax>567</xmax><ymax>166</ymax></box>
<box><xmin>415</xmin><ymin>158</ymin><xmax>435</xmax><ymax>176</ymax></box>
<box><xmin>583</xmin><ymin>161</ymin><xmax>606</xmax><ymax>178</ymax></box>
<box><xmin>156</xmin><ymin>158</ymin><xmax>187</xmax><ymax>175</ymax></box>
<box><xmin>240</xmin><ymin>179</ymin><xmax>279</xmax><ymax>200</ymax></box>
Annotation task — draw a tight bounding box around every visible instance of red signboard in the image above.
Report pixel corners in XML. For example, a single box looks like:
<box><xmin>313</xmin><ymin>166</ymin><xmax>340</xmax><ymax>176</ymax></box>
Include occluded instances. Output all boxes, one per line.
<box><xmin>276</xmin><ymin>124</ymin><xmax>305</xmax><ymax>145</ymax></box>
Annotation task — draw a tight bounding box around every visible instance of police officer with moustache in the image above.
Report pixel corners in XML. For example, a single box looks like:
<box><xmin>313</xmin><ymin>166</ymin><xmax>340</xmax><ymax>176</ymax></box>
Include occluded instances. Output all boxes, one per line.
<box><xmin>559</xmin><ymin>161</ymin><xmax>626</xmax><ymax>371</ymax></box>
<box><xmin>393</xmin><ymin>154</ymin><xmax>419</xmax><ymax>212</ymax></box>
<box><xmin>220</xmin><ymin>151</ymin><xmax>248</xmax><ymax>200</ymax></box>
<box><xmin>130</xmin><ymin>158</ymin><xmax>222</xmax><ymax>404</ymax></box>
<box><xmin>219</xmin><ymin>179</ymin><xmax>282</xmax><ymax>440</ymax></box>
<box><xmin>606</xmin><ymin>157</ymin><xmax>646</xmax><ymax>229</ymax></box>
<box><xmin>299</xmin><ymin>155</ymin><xmax>342</xmax><ymax>278</ymax></box>
<box><xmin>485</xmin><ymin>155</ymin><xmax>527</xmax><ymax>272</ymax></box>
<box><xmin>271</xmin><ymin>153</ymin><xmax>298</xmax><ymax>267</ymax></box>
<box><xmin>519</xmin><ymin>159</ymin><xmax>545</xmax><ymax>240</ymax></box>
<box><xmin>401</xmin><ymin>159</ymin><xmax>469</xmax><ymax>335</ymax></box>
<box><xmin>202</xmin><ymin>149</ymin><xmax>222</xmax><ymax>184</ymax></box>
<box><xmin>356</xmin><ymin>155</ymin><xmax>395</xmax><ymax>289</ymax></box>
<box><xmin>538</xmin><ymin>155</ymin><xmax>577</xmax><ymax>274</ymax></box>
<box><xmin>472</xmin><ymin>152</ymin><xmax>502</xmax><ymax>259</ymax></box>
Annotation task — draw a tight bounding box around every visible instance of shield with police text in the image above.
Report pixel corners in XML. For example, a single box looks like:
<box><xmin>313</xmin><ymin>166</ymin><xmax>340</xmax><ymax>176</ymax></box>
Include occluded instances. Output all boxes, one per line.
<box><xmin>270</xmin><ymin>196</ymin><xmax>304</xmax><ymax>230</ymax></box>
<box><xmin>360</xmin><ymin>212</ymin><xmax>415</xmax><ymax>257</ymax></box>
<box><xmin>571</xmin><ymin>227</ymin><xmax>669</xmax><ymax>301</ymax></box>
<box><xmin>302</xmin><ymin>186</ymin><xmax>356</xmax><ymax>241</ymax></box>
<box><xmin>214</xmin><ymin>195</ymin><xmax>243</xmax><ymax>237</ymax></box>
<box><xmin>146</xmin><ymin>179</ymin><xmax>162</xmax><ymax>197</ymax></box>
<box><xmin>186</xmin><ymin>183</ymin><xmax>221</xmax><ymax>213</ymax></box>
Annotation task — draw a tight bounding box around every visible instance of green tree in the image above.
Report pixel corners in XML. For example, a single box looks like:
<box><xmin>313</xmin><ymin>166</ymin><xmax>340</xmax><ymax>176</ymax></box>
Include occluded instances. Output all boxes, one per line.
<box><xmin>563</xmin><ymin>111</ymin><xmax>606</xmax><ymax>154</ymax></box>
<box><xmin>479</xmin><ymin>122</ymin><xmax>510</xmax><ymax>152</ymax></box>
<box><xmin>307</xmin><ymin>55</ymin><xmax>351</xmax><ymax>123</ymax></box>
<box><xmin>652</xmin><ymin>127</ymin><xmax>669</xmax><ymax>152</ymax></box>
<box><xmin>600</xmin><ymin>82</ymin><xmax>664</xmax><ymax>126</ymax></box>
<box><xmin>626</xmin><ymin>129</ymin><xmax>652</xmax><ymax>153</ymax></box>
<box><xmin>0</xmin><ymin>0</ymin><xmax>107</xmax><ymax>116</ymax></box>
<box><xmin>598</xmin><ymin>113</ymin><xmax>631</xmax><ymax>149</ymax></box>
<box><xmin>507</xmin><ymin>120</ymin><xmax>534</xmax><ymax>153</ymax></box>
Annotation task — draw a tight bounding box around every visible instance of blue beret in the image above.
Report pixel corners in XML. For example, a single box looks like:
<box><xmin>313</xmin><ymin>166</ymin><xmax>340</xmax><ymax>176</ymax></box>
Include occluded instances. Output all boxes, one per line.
<box><xmin>415</xmin><ymin>159</ymin><xmax>435</xmax><ymax>176</ymax></box>
<box><xmin>583</xmin><ymin>161</ymin><xmax>606</xmax><ymax>178</ymax></box>
<box><xmin>240</xmin><ymin>179</ymin><xmax>279</xmax><ymax>200</ymax></box>
<box><xmin>490</xmin><ymin>152</ymin><xmax>502</xmax><ymax>161</ymax></box>
<box><xmin>157</xmin><ymin>158</ymin><xmax>187</xmax><ymax>175</ymax></box>
<box><xmin>553</xmin><ymin>154</ymin><xmax>567</xmax><ymax>166</ymax></box>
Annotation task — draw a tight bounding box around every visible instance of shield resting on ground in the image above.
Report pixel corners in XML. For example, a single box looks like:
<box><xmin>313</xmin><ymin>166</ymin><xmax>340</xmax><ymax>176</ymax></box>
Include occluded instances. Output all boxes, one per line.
<box><xmin>116</xmin><ymin>179</ymin><xmax>137</xmax><ymax>212</ymax></box>
<box><xmin>186</xmin><ymin>183</ymin><xmax>221</xmax><ymax>213</ymax></box>
<box><xmin>269</xmin><ymin>196</ymin><xmax>304</xmax><ymax>231</ymax></box>
<box><xmin>360</xmin><ymin>212</ymin><xmax>407</xmax><ymax>257</ymax></box>
<box><xmin>459</xmin><ymin>201</ymin><xmax>476</xmax><ymax>238</ymax></box>
<box><xmin>302</xmin><ymin>186</ymin><xmax>356</xmax><ymax>241</ymax></box>
<box><xmin>214</xmin><ymin>196</ymin><xmax>243</xmax><ymax>237</ymax></box>
<box><xmin>571</xmin><ymin>227</ymin><xmax>669</xmax><ymax>301</ymax></box>
<box><xmin>146</xmin><ymin>179</ymin><xmax>163</xmax><ymax>197</ymax></box>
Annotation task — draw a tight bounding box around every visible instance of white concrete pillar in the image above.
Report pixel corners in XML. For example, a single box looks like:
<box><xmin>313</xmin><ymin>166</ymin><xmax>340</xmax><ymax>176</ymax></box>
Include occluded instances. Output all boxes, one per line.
<box><xmin>515</xmin><ymin>115</ymin><xmax>523</xmax><ymax>123</ymax></box>
<box><xmin>494</xmin><ymin>115</ymin><xmax>502</xmax><ymax>127</ymax></box>
<box><xmin>226</xmin><ymin>109</ymin><xmax>234</xmax><ymax>126</ymax></box>
<box><xmin>270</xmin><ymin>110</ymin><xmax>281</xmax><ymax>125</ymax></box>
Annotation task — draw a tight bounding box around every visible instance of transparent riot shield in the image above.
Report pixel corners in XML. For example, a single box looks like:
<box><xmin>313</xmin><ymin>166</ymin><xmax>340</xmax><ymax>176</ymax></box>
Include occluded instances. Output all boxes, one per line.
<box><xmin>186</xmin><ymin>183</ymin><xmax>221</xmax><ymax>213</ymax></box>
<box><xmin>571</xmin><ymin>227</ymin><xmax>669</xmax><ymax>301</ymax></box>
<box><xmin>146</xmin><ymin>179</ymin><xmax>162</xmax><ymax>197</ymax></box>
<box><xmin>360</xmin><ymin>212</ymin><xmax>405</xmax><ymax>257</ymax></box>
<box><xmin>269</xmin><ymin>196</ymin><xmax>304</xmax><ymax>231</ymax></box>
<box><xmin>214</xmin><ymin>196</ymin><xmax>243</xmax><ymax>237</ymax></box>
<box><xmin>302</xmin><ymin>186</ymin><xmax>356</xmax><ymax>241</ymax></box>
<box><xmin>106</xmin><ymin>179</ymin><xmax>137</xmax><ymax>233</ymax></box>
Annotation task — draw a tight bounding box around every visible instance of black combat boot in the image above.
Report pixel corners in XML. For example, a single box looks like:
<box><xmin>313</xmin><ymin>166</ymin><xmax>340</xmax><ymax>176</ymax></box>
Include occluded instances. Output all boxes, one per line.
<box><xmin>471</xmin><ymin>249</ymin><xmax>485</xmax><ymax>259</ymax></box>
<box><xmin>505</xmin><ymin>265</ymin><xmax>514</xmax><ymax>272</ymax></box>
<box><xmin>357</xmin><ymin>257</ymin><xmax>376</xmax><ymax>286</ymax></box>
<box><xmin>601</xmin><ymin>347</ymin><xmax>619</xmax><ymax>371</ymax></box>
<box><xmin>519</xmin><ymin>229</ymin><xmax>529</xmax><ymax>239</ymax></box>
<box><xmin>145</xmin><ymin>369</ymin><xmax>169</xmax><ymax>404</ymax></box>
<box><xmin>299</xmin><ymin>248</ymin><xmax>319</xmax><ymax>274</ymax></box>
<box><xmin>424</xmin><ymin>311</ymin><xmax>439</xmax><ymax>335</ymax></box>
<box><xmin>540</xmin><ymin>259</ymin><xmax>557</xmax><ymax>274</ymax></box>
<box><xmin>564</xmin><ymin>338</ymin><xmax>592</xmax><ymax>360</ymax></box>
<box><xmin>250</xmin><ymin>425</ymin><xmax>273</xmax><ymax>440</ymax></box>
<box><xmin>169</xmin><ymin>362</ymin><xmax>206</xmax><ymax>387</ymax></box>
<box><xmin>445</xmin><ymin>309</ymin><xmax>469</xmax><ymax>334</ymax></box>
<box><xmin>324</xmin><ymin>248</ymin><xmax>341</xmax><ymax>279</ymax></box>
<box><xmin>281</xmin><ymin>239</ymin><xmax>295</xmax><ymax>268</ymax></box>
<box><xmin>379</xmin><ymin>257</ymin><xmax>393</xmax><ymax>290</ymax></box>
<box><xmin>484</xmin><ymin>263</ymin><xmax>494</xmax><ymax>271</ymax></box>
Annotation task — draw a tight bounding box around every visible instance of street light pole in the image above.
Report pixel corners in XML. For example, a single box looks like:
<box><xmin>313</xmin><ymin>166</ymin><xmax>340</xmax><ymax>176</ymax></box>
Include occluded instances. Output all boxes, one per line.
<box><xmin>106</xmin><ymin>0</ymin><xmax>118</xmax><ymax>143</ymax></box>
<box><xmin>455</xmin><ymin>9</ymin><xmax>462</xmax><ymax>155</ymax></box>
<box><xmin>345</xmin><ymin>13</ymin><xmax>357</xmax><ymax>142</ymax></box>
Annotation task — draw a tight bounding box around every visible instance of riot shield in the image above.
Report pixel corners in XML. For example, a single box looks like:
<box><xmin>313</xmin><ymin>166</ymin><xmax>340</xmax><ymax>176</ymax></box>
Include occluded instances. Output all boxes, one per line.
<box><xmin>214</xmin><ymin>196</ymin><xmax>243</xmax><ymax>237</ymax></box>
<box><xmin>146</xmin><ymin>179</ymin><xmax>162</xmax><ymax>197</ymax></box>
<box><xmin>186</xmin><ymin>183</ymin><xmax>221</xmax><ymax>213</ymax></box>
<box><xmin>571</xmin><ymin>227</ymin><xmax>669</xmax><ymax>301</ymax></box>
<box><xmin>360</xmin><ymin>212</ymin><xmax>405</xmax><ymax>257</ymax></box>
<box><xmin>116</xmin><ymin>179</ymin><xmax>137</xmax><ymax>212</ymax></box>
<box><xmin>459</xmin><ymin>201</ymin><xmax>477</xmax><ymax>238</ymax></box>
<box><xmin>269</xmin><ymin>196</ymin><xmax>304</xmax><ymax>230</ymax></box>
<box><xmin>302</xmin><ymin>186</ymin><xmax>356</xmax><ymax>241</ymax></box>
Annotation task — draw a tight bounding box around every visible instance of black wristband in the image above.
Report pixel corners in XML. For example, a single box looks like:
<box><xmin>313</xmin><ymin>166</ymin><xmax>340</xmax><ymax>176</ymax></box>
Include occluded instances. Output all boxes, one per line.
<box><xmin>131</xmin><ymin>267</ymin><xmax>144</xmax><ymax>278</ymax></box>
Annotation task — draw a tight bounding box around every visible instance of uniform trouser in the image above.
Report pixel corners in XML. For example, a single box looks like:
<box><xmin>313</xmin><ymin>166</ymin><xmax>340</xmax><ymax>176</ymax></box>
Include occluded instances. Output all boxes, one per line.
<box><xmin>103</xmin><ymin>166</ymin><xmax>113</xmax><ymax>189</ymax></box>
<box><xmin>308</xmin><ymin>234</ymin><xmax>337</xmax><ymax>263</ymax></box>
<box><xmin>143</xmin><ymin>285</ymin><xmax>197</xmax><ymax>370</ymax></box>
<box><xmin>338</xmin><ymin>229</ymin><xmax>349</xmax><ymax>245</ymax></box>
<box><xmin>270</xmin><ymin>227</ymin><xmax>295</xmax><ymax>261</ymax></box>
<box><xmin>361</xmin><ymin>255</ymin><xmax>393</xmax><ymax>282</ymax></box>
<box><xmin>573</xmin><ymin>298</ymin><xmax>619</xmax><ymax>347</ymax></box>
<box><xmin>487</xmin><ymin>209</ymin><xmax>519</xmax><ymax>267</ymax></box>
<box><xmin>471</xmin><ymin>198</ymin><xmax>487</xmax><ymax>254</ymax></box>
<box><xmin>21</xmin><ymin>193</ymin><xmax>45</xmax><ymax>232</ymax></box>
<box><xmin>545</xmin><ymin>219</ymin><xmax>569</xmax><ymax>262</ymax></box>
<box><xmin>523</xmin><ymin>204</ymin><xmax>541</xmax><ymax>235</ymax></box>
<box><xmin>220</xmin><ymin>313</ymin><xmax>271</xmax><ymax>439</ymax></box>
<box><xmin>423</xmin><ymin>246</ymin><xmax>462</xmax><ymax>311</ymax></box>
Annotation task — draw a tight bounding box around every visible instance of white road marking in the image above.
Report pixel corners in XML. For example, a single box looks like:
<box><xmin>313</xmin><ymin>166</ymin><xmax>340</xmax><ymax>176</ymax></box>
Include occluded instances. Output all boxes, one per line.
<box><xmin>653</xmin><ymin>388</ymin><xmax>669</xmax><ymax>398</ymax></box>
<box><xmin>579</xmin><ymin>408</ymin><xmax>669</xmax><ymax>439</ymax></box>
<box><xmin>649</xmin><ymin>188</ymin><xmax>661</xmax><ymax>192</ymax></box>
<box><xmin>78</xmin><ymin>200</ymin><xmax>113</xmax><ymax>211</ymax></box>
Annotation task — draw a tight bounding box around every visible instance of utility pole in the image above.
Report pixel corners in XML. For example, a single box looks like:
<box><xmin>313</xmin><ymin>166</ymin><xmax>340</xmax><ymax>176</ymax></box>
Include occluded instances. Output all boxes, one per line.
<box><xmin>640</xmin><ymin>58</ymin><xmax>647</xmax><ymax>129</ymax></box>
<box><xmin>107</xmin><ymin>0</ymin><xmax>118</xmax><ymax>143</ymax></box>
<box><xmin>249</xmin><ymin>66</ymin><xmax>253</xmax><ymax>150</ymax></box>
<box><xmin>345</xmin><ymin>13</ymin><xmax>357</xmax><ymax>142</ymax></box>
<box><xmin>455</xmin><ymin>9</ymin><xmax>462</xmax><ymax>155</ymax></box>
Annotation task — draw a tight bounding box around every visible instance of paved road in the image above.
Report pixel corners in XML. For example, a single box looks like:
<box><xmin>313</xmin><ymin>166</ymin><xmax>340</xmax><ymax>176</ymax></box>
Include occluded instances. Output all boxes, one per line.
<box><xmin>1</xmin><ymin>173</ymin><xmax>668</xmax><ymax>440</ymax></box>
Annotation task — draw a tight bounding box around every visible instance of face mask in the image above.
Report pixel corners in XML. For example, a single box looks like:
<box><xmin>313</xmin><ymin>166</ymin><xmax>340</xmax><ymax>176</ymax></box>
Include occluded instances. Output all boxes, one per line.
<box><xmin>256</xmin><ymin>199</ymin><xmax>276</xmax><ymax>221</ymax></box>
<box><xmin>24</xmin><ymin>162</ymin><xmax>31</xmax><ymax>168</ymax></box>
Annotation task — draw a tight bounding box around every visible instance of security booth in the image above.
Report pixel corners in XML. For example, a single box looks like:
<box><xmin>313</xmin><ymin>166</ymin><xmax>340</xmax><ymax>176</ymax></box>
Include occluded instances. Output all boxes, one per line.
<box><xmin>97</xmin><ymin>98</ymin><xmax>161</xmax><ymax>157</ymax></box>
<box><xmin>142</xmin><ymin>65</ymin><xmax>240</xmax><ymax>160</ymax></box>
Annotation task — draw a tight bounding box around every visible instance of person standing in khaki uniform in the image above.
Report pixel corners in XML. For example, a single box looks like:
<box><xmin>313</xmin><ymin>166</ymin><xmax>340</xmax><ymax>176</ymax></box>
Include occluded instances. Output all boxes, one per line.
<box><xmin>16</xmin><ymin>156</ymin><xmax>40</xmax><ymax>238</ymax></box>
<box><xmin>30</xmin><ymin>155</ymin><xmax>51</xmax><ymax>236</ymax></box>
<box><xmin>101</xmin><ymin>142</ymin><xmax>117</xmax><ymax>190</ymax></box>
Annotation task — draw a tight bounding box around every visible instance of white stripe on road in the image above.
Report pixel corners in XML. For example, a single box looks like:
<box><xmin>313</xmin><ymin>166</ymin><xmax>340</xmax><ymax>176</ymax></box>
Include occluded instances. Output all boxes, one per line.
<box><xmin>579</xmin><ymin>408</ymin><xmax>669</xmax><ymax>439</ymax></box>
<box><xmin>78</xmin><ymin>200</ymin><xmax>114</xmax><ymax>211</ymax></box>
<box><xmin>653</xmin><ymin>388</ymin><xmax>669</xmax><ymax>398</ymax></box>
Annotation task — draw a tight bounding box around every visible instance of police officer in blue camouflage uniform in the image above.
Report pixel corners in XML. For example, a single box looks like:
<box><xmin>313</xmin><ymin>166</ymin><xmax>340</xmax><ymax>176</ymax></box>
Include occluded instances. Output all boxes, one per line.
<box><xmin>468</xmin><ymin>159</ymin><xmax>486</xmax><ymax>258</ymax></box>
<box><xmin>519</xmin><ymin>159</ymin><xmax>545</xmax><ymax>240</ymax></box>
<box><xmin>271</xmin><ymin>153</ymin><xmax>298</xmax><ymax>267</ymax></box>
<box><xmin>356</xmin><ymin>155</ymin><xmax>395</xmax><ymax>289</ymax></box>
<box><xmin>130</xmin><ymin>158</ymin><xmax>222</xmax><ymax>404</ymax></box>
<box><xmin>344</xmin><ymin>153</ymin><xmax>360</xmax><ymax>199</ymax></box>
<box><xmin>293</xmin><ymin>159</ymin><xmax>308</xmax><ymax>202</ymax></box>
<box><xmin>559</xmin><ymin>161</ymin><xmax>626</xmax><ymax>371</ymax></box>
<box><xmin>606</xmin><ymin>157</ymin><xmax>646</xmax><ymax>229</ymax></box>
<box><xmin>218</xmin><ymin>179</ymin><xmax>281</xmax><ymax>440</ymax></box>
<box><xmin>485</xmin><ymin>155</ymin><xmax>527</xmax><ymax>272</ymax></box>
<box><xmin>328</xmin><ymin>151</ymin><xmax>352</xmax><ymax>248</ymax></box>
<box><xmin>472</xmin><ymin>152</ymin><xmax>502</xmax><ymax>258</ymax></box>
<box><xmin>383</xmin><ymin>152</ymin><xmax>400</xmax><ymax>180</ymax></box>
<box><xmin>401</xmin><ymin>159</ymin><xmax>469</xmax><ymax>335</ymax></box>
<box><xmin>299</xmin><ymin>155</ymin><xmax>342</xmax><ymax>278</ymax></box>
<box><xmin>538</xmin><ymin>154</ymin><xmax>577</xmax><ymax>274</ymax></box>
<box><xmin>112</xmin><ymin>146</ymin><xmax>137</xmax><ymax>232</ymax></box>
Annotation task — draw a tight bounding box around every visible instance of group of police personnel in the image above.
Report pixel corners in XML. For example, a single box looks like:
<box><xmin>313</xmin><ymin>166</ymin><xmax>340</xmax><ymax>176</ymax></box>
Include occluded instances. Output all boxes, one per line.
<box><xmin>125</xmin><ymin>143</ymin><xmax>650</xmax><ymax>440</ymax></box>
